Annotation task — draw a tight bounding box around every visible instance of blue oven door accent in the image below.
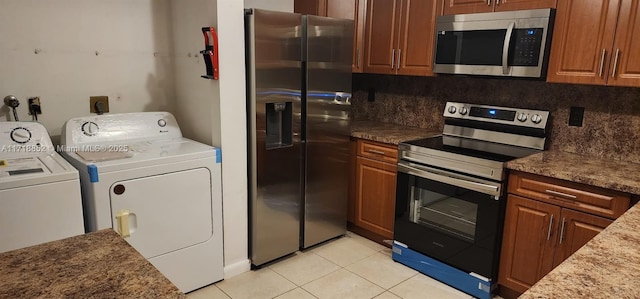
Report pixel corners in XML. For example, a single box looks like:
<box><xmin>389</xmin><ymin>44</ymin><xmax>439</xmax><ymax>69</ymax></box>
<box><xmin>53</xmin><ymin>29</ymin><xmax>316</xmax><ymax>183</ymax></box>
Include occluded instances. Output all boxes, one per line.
<box><xmin>392</xmin><ymin>241</ymin><xmax>493</xmax><ymax>299</ymax></box>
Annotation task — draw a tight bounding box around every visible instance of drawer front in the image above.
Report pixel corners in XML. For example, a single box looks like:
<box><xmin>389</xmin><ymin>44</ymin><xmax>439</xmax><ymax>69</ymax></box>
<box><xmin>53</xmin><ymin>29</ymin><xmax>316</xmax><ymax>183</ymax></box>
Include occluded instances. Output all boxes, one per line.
<box><xmin>357</xmin><ymin>139</ymin><xmax>398</xmax><ymax>163</ymax></box>
<box><xmin>508</xmin><ymin>171</ymin><xmax>631</xmax><ymax>219</ymax></box>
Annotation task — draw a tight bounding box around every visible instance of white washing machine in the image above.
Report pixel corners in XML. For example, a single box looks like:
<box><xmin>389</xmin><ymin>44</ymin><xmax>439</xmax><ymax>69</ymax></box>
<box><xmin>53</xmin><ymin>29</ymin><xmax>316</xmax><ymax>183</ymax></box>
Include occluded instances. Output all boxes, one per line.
<box><xmin>60</xmin><ymin>112</ymin><xmax>223</xmax><ymax>292</ymax></box>
<box><xmin>0</xmin><ymin>122</ymin><xmax>84</xmax><ymax>253</ymax></box>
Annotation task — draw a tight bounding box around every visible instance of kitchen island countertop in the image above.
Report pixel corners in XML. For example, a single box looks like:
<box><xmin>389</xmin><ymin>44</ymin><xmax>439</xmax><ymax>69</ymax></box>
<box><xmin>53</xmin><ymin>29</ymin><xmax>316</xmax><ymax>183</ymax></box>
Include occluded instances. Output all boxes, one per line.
<box><xmin>351</xmin><ymin>120</ymin><xmax>440</xmax><ymax>145</ymax></box>
<box><xmin>0</xmin><ymin>229</ymin><xmax>186</xmax><ymax>298</ymax></box>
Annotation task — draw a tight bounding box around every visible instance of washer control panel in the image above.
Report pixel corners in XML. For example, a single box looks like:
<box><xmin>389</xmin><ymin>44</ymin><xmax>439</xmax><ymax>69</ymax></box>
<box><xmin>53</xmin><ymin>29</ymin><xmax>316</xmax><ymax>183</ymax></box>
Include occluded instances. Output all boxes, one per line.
<box><xmin>0</xmin><ymin>122</ymin><xmax>54</xmax><ymax>154</ymax></box>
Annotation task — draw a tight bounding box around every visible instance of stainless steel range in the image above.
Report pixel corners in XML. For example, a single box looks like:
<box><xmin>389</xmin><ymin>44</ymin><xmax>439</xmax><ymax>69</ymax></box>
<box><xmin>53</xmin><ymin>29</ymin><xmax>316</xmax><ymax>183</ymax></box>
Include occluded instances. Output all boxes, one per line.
<box><xmin>392</xmin><ymin>102</ymin><xmax>550</xmax><ymax>299</ymax></box>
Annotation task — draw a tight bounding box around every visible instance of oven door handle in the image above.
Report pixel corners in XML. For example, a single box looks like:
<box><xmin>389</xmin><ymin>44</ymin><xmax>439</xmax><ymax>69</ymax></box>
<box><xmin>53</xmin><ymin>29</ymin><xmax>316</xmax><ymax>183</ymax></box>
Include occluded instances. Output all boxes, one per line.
<box><xmin>398</xmin><ymin>163</ymin><xmax>501</xmax><ymax>196</ymax></box>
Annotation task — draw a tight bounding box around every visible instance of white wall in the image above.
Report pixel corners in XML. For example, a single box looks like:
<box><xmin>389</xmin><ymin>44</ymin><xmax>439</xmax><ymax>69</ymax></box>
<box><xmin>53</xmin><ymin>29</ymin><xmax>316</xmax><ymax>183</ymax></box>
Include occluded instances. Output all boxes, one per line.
<box><xmin>0</xmin><ymin>0</ymin><xmax>175</xmax><ymax>139</ymax></box>
<box><xmin>244</xmin><ymin>0</ymin><xmax>294</xmax><ymax>12</ymax></box>
<box><xmin>170</xmin><ymin>0</ymin><xmax>220</xmax><ymax>145</ymax></box>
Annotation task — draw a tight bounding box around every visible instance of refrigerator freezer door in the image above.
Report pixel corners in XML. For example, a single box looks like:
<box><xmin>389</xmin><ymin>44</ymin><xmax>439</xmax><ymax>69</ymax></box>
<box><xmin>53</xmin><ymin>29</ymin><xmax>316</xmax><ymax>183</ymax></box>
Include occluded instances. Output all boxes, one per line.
<box><xmin>303</xmin><ymin>15</ymin><xmax>354</xmax><ymax>248</ymax></box>
<box><xmin>247</xmin><ymin>9</ymin><xmax>303</xmax><ymax>266</ymax></box>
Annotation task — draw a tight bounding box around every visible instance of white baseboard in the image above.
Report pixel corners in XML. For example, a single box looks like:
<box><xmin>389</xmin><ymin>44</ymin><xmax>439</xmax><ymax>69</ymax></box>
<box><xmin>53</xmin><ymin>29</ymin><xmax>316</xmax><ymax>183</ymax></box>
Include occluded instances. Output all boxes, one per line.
<box><xmin>223</xmin><ymin>259</ymin><xmax>251</xmax><ymax>279</ymax></box>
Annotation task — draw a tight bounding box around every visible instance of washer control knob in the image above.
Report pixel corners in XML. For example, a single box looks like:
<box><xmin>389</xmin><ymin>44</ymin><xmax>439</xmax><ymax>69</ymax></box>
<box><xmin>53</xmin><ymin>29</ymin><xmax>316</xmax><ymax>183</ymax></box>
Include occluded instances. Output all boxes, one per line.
<box><xmin>10</xmin><ymin>127</ymin><xmax>31</xmax><ymax>144</ymax></box>
<box><xmin>531</xmin><ymin>114</ymin><xmax>543</xmax><ymax>124</ymax></box>
<box><xmin>459</xmin><ymin>107</ymin><xmax>468</xmax><ymax>115</ymax></box>
<box><xmin>517</xmin><ymin>113</ymin><xmax>528</xmax><ymax>122</ymax></box>
<box><xmin>158</xmin><ymin>119</ymin><xmax>167</xmax><ymax>127</ymax></box>
<box><xmin>447</xmin><ymin>106</ymin><xmax>457</xmax><ymax>114</ymax></box>
<box><xmin>81</xmin><ymin>121</ymin><xmax>99</xmax><ymax>136</ymax></box>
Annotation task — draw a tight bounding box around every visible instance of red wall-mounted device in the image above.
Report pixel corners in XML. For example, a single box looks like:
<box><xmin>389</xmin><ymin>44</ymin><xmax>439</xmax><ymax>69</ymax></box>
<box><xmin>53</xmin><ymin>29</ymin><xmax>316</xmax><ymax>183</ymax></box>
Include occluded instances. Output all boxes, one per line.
<box><xmin>200</xmin><ymin>27</ymin><xmax>219</xmax><ymax>80</ymax></box>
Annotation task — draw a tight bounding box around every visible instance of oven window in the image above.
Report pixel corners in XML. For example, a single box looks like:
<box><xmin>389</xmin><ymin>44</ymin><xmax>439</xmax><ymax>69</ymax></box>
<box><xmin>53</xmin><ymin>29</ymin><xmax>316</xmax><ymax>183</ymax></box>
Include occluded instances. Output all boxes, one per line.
<box><xmin>410</xmin><ymin>187</ymin><xmax>478</xmax><ymax>241</ymax></box>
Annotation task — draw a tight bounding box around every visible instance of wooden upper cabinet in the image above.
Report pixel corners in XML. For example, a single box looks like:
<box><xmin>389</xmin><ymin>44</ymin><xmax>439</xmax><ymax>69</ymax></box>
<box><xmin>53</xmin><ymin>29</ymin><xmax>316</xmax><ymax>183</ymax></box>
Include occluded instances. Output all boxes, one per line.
<box><xmin>294</xmin><ymin>0</ymin><xmax>367</xmax><ymax>72</ymax></box>
<box><xmin>547</xmin><ymin>0</ymin><xmax>620</xmax><ymax>85</ymax></box>
<box><xmin>609</xmin><ymin>0</ymin><xmax>640</xmax><ymax>86</ymax></box>
<box><xmin>547</xmin><ymin>0</ymin><xmax>640</xmax><ymax>87</ymax></box>
<box><xmin>396</xmin><ymin>0</ymin><xmax>439</xmax><ymax>75</ymax></box>
<box><xmin>443</xmin><ymin>0</ymin><xmax>556</xmax><ymax>15</ymax></box>
<box><xmin>325</xmin><ymin>0</ymin><xmax>367</xmax><ymax>73</ymax></box>
<box><xmin>364</xmin><ymin>0</ymin><xmax>401</xmax><ymax>74</ymax></box>
<box><xmin>364</xmin><ymin>0</ymin><xmax>439</xmax><ymax>75</ymax></box>
<box><xmin>295</xmin><ymin>0</ymin><xmax>327</xmax><ymax>16</ymax></box>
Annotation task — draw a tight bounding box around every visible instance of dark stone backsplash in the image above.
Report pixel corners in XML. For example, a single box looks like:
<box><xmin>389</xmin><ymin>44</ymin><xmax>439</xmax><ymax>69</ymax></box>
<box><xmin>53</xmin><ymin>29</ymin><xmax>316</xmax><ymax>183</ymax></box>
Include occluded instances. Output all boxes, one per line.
<box><xmin>352</xmin><ymin>74</ymin><xmax>640</xmax><ymax>163</ymax></box>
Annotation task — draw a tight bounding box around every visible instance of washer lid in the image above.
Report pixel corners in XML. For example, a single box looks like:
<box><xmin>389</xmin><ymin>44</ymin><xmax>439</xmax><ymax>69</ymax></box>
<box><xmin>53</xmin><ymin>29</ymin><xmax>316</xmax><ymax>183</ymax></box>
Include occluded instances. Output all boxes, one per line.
<box><xmin>0</xmin><ymin>152</ymin><xmax>79</xmax><ymax>190</ymax></box>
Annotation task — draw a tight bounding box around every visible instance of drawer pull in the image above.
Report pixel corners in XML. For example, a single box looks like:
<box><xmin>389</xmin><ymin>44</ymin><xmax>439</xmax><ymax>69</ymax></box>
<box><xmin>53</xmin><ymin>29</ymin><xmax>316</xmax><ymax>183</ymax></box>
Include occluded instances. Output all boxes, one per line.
<box><xmin>547</xmin><ymin>214</ymin><xmax>554</xmax><ymax>241</ymax></box>
<box><xmin>367</xmin><ymin>149</ymin><xmax>386</xmax><ymax>155</ymax></box>
<box><xmin>545</xmin><ymin>189</ymin><xmax>577</xmax><ymax>199</ymax></box>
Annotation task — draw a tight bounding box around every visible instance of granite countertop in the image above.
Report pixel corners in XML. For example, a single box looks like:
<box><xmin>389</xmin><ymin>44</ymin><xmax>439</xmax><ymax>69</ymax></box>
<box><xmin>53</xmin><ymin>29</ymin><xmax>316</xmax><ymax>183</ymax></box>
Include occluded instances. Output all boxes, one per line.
<box><xmin>519</xmin><ymin>201</ymin><xmax>640</xmax><ymax>299</ymax></box>
<box><xmin>351</xmin><ymin>120</ymin><xmax>440</xmax><ymax>145</ymax></box>
<box><xmin>0</xmin><ymin>229</ymin><xmax>186</xmax><ymax>298</ymax></box>
<box><xmin>506</xmin><ymin>150</ymin><xmax>640</xmax><ymax>195</ymax></box>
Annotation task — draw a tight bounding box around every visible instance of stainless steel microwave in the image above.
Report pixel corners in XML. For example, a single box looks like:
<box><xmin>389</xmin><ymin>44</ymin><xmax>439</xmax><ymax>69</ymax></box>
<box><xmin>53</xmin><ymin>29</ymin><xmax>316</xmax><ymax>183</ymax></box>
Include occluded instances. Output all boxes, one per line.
<box><xmin>433</xmin><ymin>9</ymin><xmax>555</xmax><ymax>78</ymax></box>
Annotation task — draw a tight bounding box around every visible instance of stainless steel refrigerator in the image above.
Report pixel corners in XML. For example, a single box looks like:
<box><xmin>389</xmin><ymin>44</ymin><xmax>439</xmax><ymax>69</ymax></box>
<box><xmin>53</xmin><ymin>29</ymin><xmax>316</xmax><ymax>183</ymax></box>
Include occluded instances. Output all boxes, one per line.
<box><xmin>245</xmin><ymin>9</ymin><xmax>353</xmax><ymax>267</ymax></box>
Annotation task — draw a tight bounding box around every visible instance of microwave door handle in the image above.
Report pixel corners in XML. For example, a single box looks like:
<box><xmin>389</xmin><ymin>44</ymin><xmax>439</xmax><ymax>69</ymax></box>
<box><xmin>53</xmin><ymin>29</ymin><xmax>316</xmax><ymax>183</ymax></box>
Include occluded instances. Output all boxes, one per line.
<box><xmin>502</xmin><ymin>22</ymin><xmax>515</xmax><ymax>75</ymax></box>
<box><xmin>398</xmin><ymin>163</ymin><xmax>501</xmax><ymax>196</ymax></box>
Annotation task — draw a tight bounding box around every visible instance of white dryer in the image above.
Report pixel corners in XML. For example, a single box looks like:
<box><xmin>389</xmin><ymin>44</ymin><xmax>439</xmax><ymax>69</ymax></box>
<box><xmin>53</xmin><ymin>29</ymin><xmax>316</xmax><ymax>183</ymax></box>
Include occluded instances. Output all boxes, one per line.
<box><xmin>60</xmin><ymin>112</ymin><xmax>223</xmax><ymax>292</ymax></box>
<box><xmin>0</xmin><ymin>122</ymin><xmax>84</xmax><ymax>253</ymax></box>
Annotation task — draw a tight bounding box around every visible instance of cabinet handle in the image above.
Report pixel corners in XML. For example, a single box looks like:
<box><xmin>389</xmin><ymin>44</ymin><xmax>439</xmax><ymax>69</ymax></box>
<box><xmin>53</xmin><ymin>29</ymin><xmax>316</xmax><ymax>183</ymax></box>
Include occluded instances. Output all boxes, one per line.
<box><xmin>391</xmin><ymin>49</ymin><xmax>395</xmax><ymax>70</ymax></box>
<box><xmin>397</xmin><ymin>49</ymin><xmax>402</xmax><ymax>70</ymax></box>
<box><xmin>367</xmin><ymin>149</ymin><xmax>386</xmax><ymax>155</ymax></box>
<box><xmin>547</xmin><ymin>214</ymin><xmax>554</xmax><ymax>241</ymax></box>
<box><xmin>487</xmin><ymin>0</ymin><xmax>491</xmax><ymax>6</ymax></box>
<box><xmin>545</xmin><ymin>189</ymin><xmax>577</xmax><ymax>199</ymax></box>
<box><xmin>357</xmin><ymin>48</ymin><xmax>361</xmax><ymax>68</ymax></box>
<box><xmin>598</xmin><ymin>49</ymin><xmax>606</xmax><ymax>77</ymax></box>
<box><xmin>559</xmin><ymin>217</ymin><xmax>566</xmax><ymax>244</ymax></box>
<box><xmin>612</xmin><ymin>48</ymin><xmax>620</xmax><ymax>78</ymax></box>
<box><xmin>496</xmin><ymin>0</ymin><xmax>500</xmax><ymax>4</ymax></box>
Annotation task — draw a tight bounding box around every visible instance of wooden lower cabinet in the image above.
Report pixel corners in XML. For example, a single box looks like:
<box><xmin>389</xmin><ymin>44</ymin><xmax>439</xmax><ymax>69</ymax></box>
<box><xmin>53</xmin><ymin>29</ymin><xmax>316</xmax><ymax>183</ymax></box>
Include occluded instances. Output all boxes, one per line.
<box><xmin>350</xmin><ymin>139</ymin><xmax>398</xmax><ymax>241</ymax></box>
<box><xmin>499</xmin><ymin>172</ymin><xmax>626</xmax><ymax>295</ymax></box>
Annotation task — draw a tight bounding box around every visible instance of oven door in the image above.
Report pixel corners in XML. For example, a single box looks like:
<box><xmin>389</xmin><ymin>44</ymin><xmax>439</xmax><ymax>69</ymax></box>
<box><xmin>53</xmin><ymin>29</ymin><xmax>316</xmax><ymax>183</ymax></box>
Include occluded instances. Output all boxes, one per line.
<box><xmin>394</xmin><ymin>161</ymin><xmax>505</xmax><ymax>280</ymax></box>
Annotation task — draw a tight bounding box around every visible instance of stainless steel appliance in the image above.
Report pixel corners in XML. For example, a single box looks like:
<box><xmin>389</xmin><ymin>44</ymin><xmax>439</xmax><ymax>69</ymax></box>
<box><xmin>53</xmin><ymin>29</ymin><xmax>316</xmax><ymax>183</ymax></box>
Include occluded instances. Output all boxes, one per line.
<box><xmin>245</xmin><ymin>9</ymin><xmax>353</xmax><ymax>267</ymax></box>
<box><xmin>433</xmin><ymin>9</ymin><xmax>555</xmax><ymax>78</ymax></box>
<box><xmin>392</xmin><ymin>102</ymin><xmax>550</xmax><ymax>299</ymax></box>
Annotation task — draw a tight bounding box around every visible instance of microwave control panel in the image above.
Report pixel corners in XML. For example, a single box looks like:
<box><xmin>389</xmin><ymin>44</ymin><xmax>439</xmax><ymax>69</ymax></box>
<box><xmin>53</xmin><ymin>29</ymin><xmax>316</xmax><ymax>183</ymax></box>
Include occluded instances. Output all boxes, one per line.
<box><xmin>511</xmin><ymin>28</ymin><xmax>543</xmax><ymax>66</ymax></box>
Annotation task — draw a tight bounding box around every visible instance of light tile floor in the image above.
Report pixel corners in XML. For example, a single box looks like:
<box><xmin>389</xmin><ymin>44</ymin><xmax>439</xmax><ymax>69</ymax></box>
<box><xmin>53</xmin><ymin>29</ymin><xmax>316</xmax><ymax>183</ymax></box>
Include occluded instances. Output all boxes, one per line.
<box><xmin>187</xmin><ymin>232</ymin><xmax>487</xmax><ymax>299</ymax></box>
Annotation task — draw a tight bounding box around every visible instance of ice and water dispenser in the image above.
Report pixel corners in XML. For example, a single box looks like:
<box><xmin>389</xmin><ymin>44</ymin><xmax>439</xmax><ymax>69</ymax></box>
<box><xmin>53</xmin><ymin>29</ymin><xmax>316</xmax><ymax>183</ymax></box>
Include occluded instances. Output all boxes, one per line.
<box><xmin>265</xmin><ymin>102</ymin><xmax>293</xmax><ymax>149</ymax></box>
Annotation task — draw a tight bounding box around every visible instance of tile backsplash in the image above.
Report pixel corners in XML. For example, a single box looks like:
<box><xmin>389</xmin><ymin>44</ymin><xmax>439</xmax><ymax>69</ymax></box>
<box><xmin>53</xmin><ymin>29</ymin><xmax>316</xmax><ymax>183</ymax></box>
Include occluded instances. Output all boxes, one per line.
<box><xmin>352</xmin><ymin>74</ymin><xmax>640</xmax><ymax>163</ymax></box>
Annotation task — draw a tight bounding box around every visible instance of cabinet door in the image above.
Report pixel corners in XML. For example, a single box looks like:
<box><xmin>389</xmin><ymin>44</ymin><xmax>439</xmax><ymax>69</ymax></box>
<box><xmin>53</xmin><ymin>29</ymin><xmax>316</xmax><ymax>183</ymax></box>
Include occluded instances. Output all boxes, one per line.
<box><xmin>609</xmin><ymin>0</ymin><xmax>640</xmax><ymax>87</ymax></box>
<box><xmin>494</xmin><ymin>0</ymin><xmax>557</xmax><ymax>11</ymax></box>
<box><xmin>295</xmin><ymin>0</ymin><xmax>328</xmax><ymax>16</ymax></box>
<box><xmin>354</xmin><ymin>156</ymin><xmax>397</xmax><ymax>239</ymax></box>
<box><xmin>396</xmin><ymin>0</ymin><xmax>438</xmax><ymax>76</ymax></box>
<box><xmin>364</xmin><ymin>0</ymin><xmax>401</xmax><ymax>74</ymax></box>
<box><xmin>498</xmin><ymin>195</ymin><xmax>560</xmax><ymax>294</ymax></box>
<box><xmin>443</xmin><ymin>0</ymin><xmax>494</xmax><ymax>15</ymax></box>
<box><xmin>546</xmin><ymin>0</ymin><xmax>620</xmax><ymax>85</ymax></box>
<box><xmin>326</xmin><ymin>0</ymin><xmax>367</xmax><ymax>73</ymax></box>
<box><xmin>552</xmin><ymin>209</ymin><xmax>612</xmax><ymax>267</ymax></box>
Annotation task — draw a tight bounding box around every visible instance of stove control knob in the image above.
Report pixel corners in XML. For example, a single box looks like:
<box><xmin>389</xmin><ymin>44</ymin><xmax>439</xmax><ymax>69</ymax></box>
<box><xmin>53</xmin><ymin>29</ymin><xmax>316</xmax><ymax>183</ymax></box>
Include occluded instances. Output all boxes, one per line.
<box><xmin>81</xmin><ymin>121</ymin><xmax>99</xmax><ymax>136</ymax></box>
<box><xmin>10</xmin><ymin>127</ymin><xmax>31</xmax><ymax>144</ymax></box>
<box><xmin>517</xmin><ymin>113</ymin><xmax>528</xmax><ymax>122</ymax></box>
<box><xmin>459</xmin><ymin>107</ymin><xmax>468</xmax><ymax>115</ymax></box>
<box><xmin>447</xmin><ymin>106</ymin><xmax>457</xmax><ymax>114</ymax></box>
<box><xmin>531</xmin><ymin>114</ymin><xmax>543</xmax><ymax>124</ymax></box>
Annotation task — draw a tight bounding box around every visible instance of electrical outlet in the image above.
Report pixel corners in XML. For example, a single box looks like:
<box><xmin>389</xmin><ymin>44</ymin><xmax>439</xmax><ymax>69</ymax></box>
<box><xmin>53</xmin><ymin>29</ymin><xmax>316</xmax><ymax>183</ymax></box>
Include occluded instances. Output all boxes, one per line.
<box><xmin>368</xmin><ymin>88</ymin><xmax>375</xmax><ymax>102</ymax></box>
<box><xmin>568</xmin><ymin>106</ymin><xmax>584</xmax><ymax>127</ymax></box>
<box><xmin>28</xmin><ymin>97</ymin><xmax>42</xmax><ymax>115</ymax></box>
<box><xmin>90</xmin><ymin>96</ymin><xmax>109</xmax><ymax>114</ymax></box>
